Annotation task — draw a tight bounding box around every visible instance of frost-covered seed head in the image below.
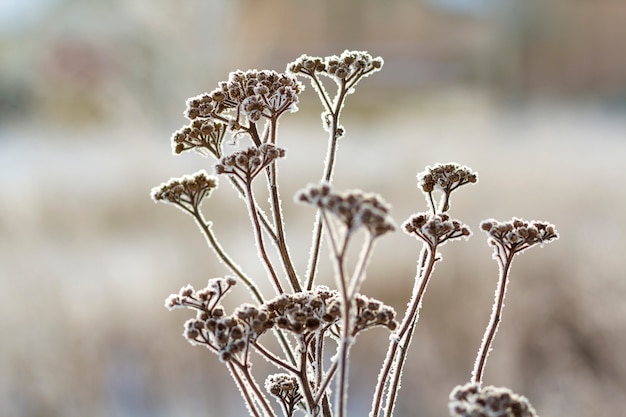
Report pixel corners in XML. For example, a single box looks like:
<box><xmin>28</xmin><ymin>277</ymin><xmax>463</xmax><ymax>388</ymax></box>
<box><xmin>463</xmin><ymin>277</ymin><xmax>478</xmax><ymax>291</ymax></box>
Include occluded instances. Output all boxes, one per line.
<box><xmin>184</xmin><ymin>69</ymin><xmax>303</xmax><ymax>124</ymax></box>
<box><xmin>295</xmin><ymin>183</ymin><xmax>395</xmax><ymax>238</ymax></box>
<box><xmin>448</xmin><ymin>383</ymin><xmax>538</xmax><ymax>417</ymax></box>
<box><xmin>151</xmin><ymin>171</ymin><xmax>217</xmax><ymax>209</ymax></box>
<box><xmin>215</xmin><ymin>145</ymin><xmax>286</xmax><ymax>180</ymax></box>
<box><xmin>171</xmin><ymin>119</ymin><xmax>227</xmax><ymax>158</ymax></box>
<box><xmin>481</xmin><ymin>218</ymin><xmax>558</xmax><ymax>257</ymax></box>
<box><xmin>403</xmin><ymin>212</ymin><xmax>472</xmax><ymax>246</ymax></box>
<box><xmin>265</xmin><ymin>373</ymin><xmax>302</xmax><ymax>406</ymax></box>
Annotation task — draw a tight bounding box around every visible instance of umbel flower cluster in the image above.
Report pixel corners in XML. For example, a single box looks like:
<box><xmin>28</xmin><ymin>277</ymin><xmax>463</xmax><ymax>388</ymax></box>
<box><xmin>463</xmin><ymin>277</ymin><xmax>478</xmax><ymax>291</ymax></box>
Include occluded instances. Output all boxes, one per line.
<box><xmin>449</xmin><ymin>383</ymin><xmax>538</xmax><ymax>417</ymax></box>
<box><xmin>152</xmin><ymin>50</ymin><xmax>559</xmax><ymax>417</ymax></box>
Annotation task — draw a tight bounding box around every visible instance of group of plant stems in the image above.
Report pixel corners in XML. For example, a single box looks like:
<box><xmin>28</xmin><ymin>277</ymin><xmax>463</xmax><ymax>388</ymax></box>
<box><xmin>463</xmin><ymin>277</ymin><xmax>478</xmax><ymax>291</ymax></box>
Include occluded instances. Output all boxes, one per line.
<box><xmin>165</xmin><ymin>58</ymin><xmax>528</xmax><ymax>417</ymax></box>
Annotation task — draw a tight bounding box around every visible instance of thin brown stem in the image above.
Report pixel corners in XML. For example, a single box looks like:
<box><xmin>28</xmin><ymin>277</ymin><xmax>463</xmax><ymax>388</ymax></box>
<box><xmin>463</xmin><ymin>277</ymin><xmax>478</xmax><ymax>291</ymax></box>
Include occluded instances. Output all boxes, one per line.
<box><xmin>189</xmin><ymin>205</ymin><xmax>265</xmax><ymax>303</ymax></box>
<box><xmin>265</xmin><ymin>118</ymin><xmax>301</xmax><ymax>292</ymax></box>
<box><xmin>228</xmin><ymin>176</ymin><xmax>278</xmax><ymax>242</ymax></box>
<box><xmin>384</xmin><ymin>316</ymin><xmax>417</xmax><ymax>417</ymax></box>
<box><xmin>228</xmin><ymin>362</ymin><xmax>263</xmax><ymax>417</ymax></box>
<box><xmin>245</xmin><ymin>181</ymin><xmax>284</xmax><ymax>294</ymax></box>
<box><xmin>334</xmin><ymin>230</ymin><xmax>352</xmax><ymax>417</ymax></box>
<box><xmin>348</xmin><ymin>236</ymin><xmax>375</xmax><ymax>300</ymax></box>
<box><xmin>314</xmin><ymin>361</ymin><xmax>338</xmax><ymax>406</ymax></box>
<box><xmin>239</xmin><ymin>362</ymin><xmax>277</xmax><ymax>417</ymax></box>
<box><xmin>305</xmin><ymin>80</ymin><xmax>348</xmax><ymax>291</ymax></box>
<box><xmin>298</xmin><ymin>340</ymin><xmax>317</xmax><ymax>415</ymax></box>
<box><xmin>371</xmin><ymin>245</ymin><xmax>436</xmax><ymax>417</ymax></box>
<box><xmin>252</xmin><ymin>342</ymin><xmax>299</xmax><ymax>374</ymax></box>
<box><xmin>472</xmin><ymin>253</ymin><xmax>514</xmax><ymax>384</ymax></box>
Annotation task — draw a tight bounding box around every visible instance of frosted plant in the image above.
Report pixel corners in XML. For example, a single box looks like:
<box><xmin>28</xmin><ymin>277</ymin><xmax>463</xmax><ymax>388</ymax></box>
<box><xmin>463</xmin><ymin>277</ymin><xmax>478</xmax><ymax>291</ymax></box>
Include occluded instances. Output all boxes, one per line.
<box><xmin>152</xmin><ymin>50</ymin><xmax>558</xmax><ymax>417</ymax></box>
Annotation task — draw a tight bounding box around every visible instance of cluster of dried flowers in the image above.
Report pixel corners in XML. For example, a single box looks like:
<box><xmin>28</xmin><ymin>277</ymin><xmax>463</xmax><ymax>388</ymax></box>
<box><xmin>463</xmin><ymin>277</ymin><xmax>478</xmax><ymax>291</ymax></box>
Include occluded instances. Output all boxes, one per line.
<box><xmin>152</xmin><ymin>50</ymin><xmax>558</xmax><ymax>417</ymax></box>
<box><xmin>449</xmin><ymin>383</ymin><xmax>538</xmax><ymax>417</ymax></box>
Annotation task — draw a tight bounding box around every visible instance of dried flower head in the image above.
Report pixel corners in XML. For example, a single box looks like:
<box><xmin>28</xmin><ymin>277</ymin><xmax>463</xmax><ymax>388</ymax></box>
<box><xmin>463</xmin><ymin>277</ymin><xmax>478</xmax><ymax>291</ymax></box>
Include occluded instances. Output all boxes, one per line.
<box><xmin>265</xmin><ymin>373</ymin><xmax>302</xmax><ymax>415</ymax></box>
<box><xmin>264</xmin><ymin>287</ymin><xmax>397</xmax><ymax>338</ymax></box>
<box><xmin>419</xmin><ymin>163</ymin><xmax>478</xmax><ymax>212</ymax></box>
<box><xmin>353</xmin><ymin>294</ymin><xmax>398</xmax><ymax>333</ymax></box>
<box><xmin>295</xmin><ymin>183</ymin><xmax>395</xmax><ymax>238</ymax></box>
<box><xmin>288</xmin><ymin>50</ymin><xmax>383</xmax><ymax>83</ymax></box>
<box><xmin>164</xmin><ymin>276</ymin><xmax>237</xmax><ymax>312</ymax></box>
<box><xmin>171</xmin><ymin>119</ymin><xmax>227</xmax><ymax>158</ymax></box>
<box><xmin>288</xmin><ymin>51</ymin><xmax>383</xmax><ymax>134</ymax></box>
<box><xmin>265</xmin><ymin>286</ymin><xmax>338</xmax><ymax>337</ymax></box>
<box><xmin>185</xmin><ymin>70</ymin><xmax>303</xmax><ymax>125</ymax></box>
<box><xmin>403</xmin><ymin>212</ymin><xmax>471</xmax><ymax>247</ymax></box>
<box><xmin>215</xmin><ymin>144</ymin><xmax>286</xmax><ymax>182</ymax></box>
<box><xmin>449</xmin><ymin>383</ymin><xmax>538</xmax><ymax>417</ymax></box>
<box><xmin>151</xmin><ymin>170</ymin><xmax>217</xmax><ymax>210</ymax></box>
<box><xmin>165</xmin><ymin>278</ymin><xmax>274</xmax><ymax>362</ymax></box>
<box><xmin>481</xmin><ymin>218</ymin><xmax>558</xmax><ymax>258</ymax></box>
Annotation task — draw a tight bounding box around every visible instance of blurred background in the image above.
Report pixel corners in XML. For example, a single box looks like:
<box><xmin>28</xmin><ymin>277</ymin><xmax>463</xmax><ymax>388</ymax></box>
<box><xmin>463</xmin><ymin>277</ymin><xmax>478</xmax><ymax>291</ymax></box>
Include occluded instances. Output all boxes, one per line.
<box><xmin>1</xmin><ymin>0</ymin><xmax>626</xmax><ymax>416</ymax></box>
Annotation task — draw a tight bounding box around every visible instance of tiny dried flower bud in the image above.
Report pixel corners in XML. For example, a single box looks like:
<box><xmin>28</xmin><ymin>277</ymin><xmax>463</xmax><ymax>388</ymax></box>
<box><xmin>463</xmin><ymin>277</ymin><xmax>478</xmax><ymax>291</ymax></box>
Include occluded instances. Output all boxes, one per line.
<box><xmin>179</xmin><ymin>285</ymin><xmax>194</xmax><ymax>297</ymax></box>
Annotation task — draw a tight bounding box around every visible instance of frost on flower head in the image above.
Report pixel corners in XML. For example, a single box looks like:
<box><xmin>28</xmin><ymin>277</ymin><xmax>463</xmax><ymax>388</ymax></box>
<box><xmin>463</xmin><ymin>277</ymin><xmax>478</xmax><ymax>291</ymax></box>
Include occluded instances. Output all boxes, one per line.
<box><xmin>403</xmin><ymin>212</ymin><xmax>471</xmax><ymax>247</ymax></box>
<box><xmin>481</xmin><ymin>218</ymin><xmax>558</xmax><ymax>258</ymax></box>
<box><xmin>295</xmin><ymin>183</ymin><xmax>395</xmax><ymax>238</ymax></box>
<box><xmin>151</xmin><ymin>170</ymin><xmax>217</xmax><ymax>210</ymax></box>
<box><xmin>449</xmin><ymin>383</ymin><xmax>538</xmax><ymax>417</ymax></box>
<box><xmin>215</xmin><ymin>144</ymin><xmax>286</xmax><ymax>182</ymax></box>
<box><xmin>288</xmin><ymin>51</ymin><xmax>384</xmax><ymax>134</ymax></box>
<box><xmin>184</xmin><ymin>69</ymin><xmax>303</xmax><ymax>125</ymax></box>
<box><xmin>419</xmin><ymin>163</ymin><xmax>477</xmax><ymax>212</ymax></box>
<box><xmin>171</xmin><ymin>119</ymin><xmax>227</xmax><ymax>158</ymax></box>
<box><xmin>164</xmin><ymin>276</ymin><xmax>237</xmax><ymax>312</ymax></box>
<box><xmin>264</xmin><ymin>286</ymin><xmax>397</xmax><ymax>339</ymax></box>
<box><xmin>353</xmin><ymin>293</ymin><xmax>398</xmax><ymax>334</ymax></box>
<box><xmin>265</xmin><ymin>373</ymin><xmax>302</xmax><ymax>416</ymax></box>
<box><xmin>165</xmin><ymin>277</ymin><xmax>274</xmax><ymax>363</ymax></box>
<box><xmin>288</xmin><ymin>50</ymin><xmax>383</xmax><ymax>83</ymax></box>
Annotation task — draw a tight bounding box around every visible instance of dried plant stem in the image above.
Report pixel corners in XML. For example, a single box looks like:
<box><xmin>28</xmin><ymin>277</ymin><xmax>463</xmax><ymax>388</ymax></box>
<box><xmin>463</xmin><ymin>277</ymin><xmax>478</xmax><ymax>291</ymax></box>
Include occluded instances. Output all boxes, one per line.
<box><xmin>253</xmin><ymin>342</ymin><xmax>299</xmax><ymax>374</ymax></box>
<box><xmin>245</xmin><ymin>181</ymin><xmax>284</xmax><ymax>294</ymax></box>
<box><xmin>472</xmin><ymin>253</ymin><xmax>514</xmax><ymax>384</ymax></box>
<box><xmin>315</xmin><ymin>333</ymin><xmax>324</xmax><ymax>388</ymax></box>
<box><xmin>314</xmin><ymin>360</ymin><xmax>338</xmax><ymax>406</ymax></box>
<box><xmin>348</xmin><ymin>237</ymin><xmax>375</xmax><ymax>300</ymax></box>
<box><xmin>228</xmin><ymin>362</ymin><xmax>264</xmax><ymax>417</ymax></box>
<box><xmin>189</xmin><ymin>206</ymin><xmax>265</xmax><ymax>303</ymax></box>
<box><xmin>229</xmin><ymin>176</ymin><xmax>278</xmax><ymax>242</ymax></box>
<box><xmin>304</xmin><ymin>70</ymin><xmax>380</xmax><ymax>291</ymax></box>
<box><xmin>320</xmin><ymin>208</ymin><xmax>354</xmax><ymax>417</ymax></box>
<box><xmin>371</xmin><ymin>245</ymin><xmax>436</xmax><ymax>417</ymax></box>
<box><xmin>305</xmin><ymin>81</ymin><xmax>346</xmax><ymax>291</ymax></box>
<box><xmin>267</xmin><ymin>162</ymin><xmax>301</xmax><ymax>292</ymax></box>
<box><xmin>384</xmin><ymin>315</ymin><xmax>417</xmax><ymax>417</ymax></box>
<box><xmin>312</xmin><ymin>333</ymin><xmax>334</xmax><ymax>417</ymax></box>
<box><xmin>337</xmin><ymin>296</ymin><xmax>352</xmax><ymax>417</ymax></box>
<box><xmin>188</xmin><ymin>208</ymin><xmax>297</xmax><ymax>365</ymax></box>
<box><xmin>238</xmin><ymin>362</ymin><xmax>278</xmax><ymax>417</ymax></box>
<box><xmin>266</xmin><ymin>118</ymin><xmax>302</xmax><ymax>292</ymax></box>
<box><xmin>298</xmin><ymin>342</ymin><xmax>318</xmax><ymax>414</ymax></box>
<box><xmin>306</xmin><ymin>215</ymin><xmax>324</xmax><ymax>291</ymax></box>
<box><xmin>237</xmin><ymin>180</ymin><xmax>298</xmax><ymax>365</ymax></box>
